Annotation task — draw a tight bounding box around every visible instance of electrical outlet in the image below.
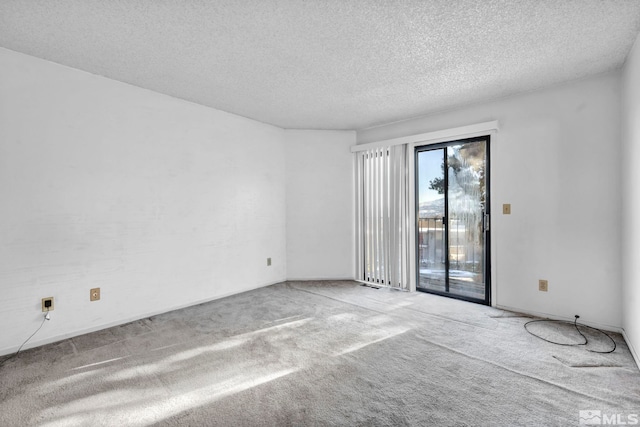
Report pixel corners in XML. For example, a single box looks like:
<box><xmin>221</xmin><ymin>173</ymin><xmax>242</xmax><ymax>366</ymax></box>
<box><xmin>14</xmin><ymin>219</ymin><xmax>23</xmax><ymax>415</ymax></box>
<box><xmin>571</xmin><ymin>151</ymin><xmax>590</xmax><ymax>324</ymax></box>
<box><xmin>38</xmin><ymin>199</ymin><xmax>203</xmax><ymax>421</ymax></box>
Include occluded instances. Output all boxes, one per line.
<box><xmin>267</xmin><ymin>258</ymin><xmax>272</xmax><ymax>266</ymax></box>
<box><xmin>42</xmin><ymin>297</ymin><xmax>54</xmax><ymax>312</ymax></box>
<box><xmin>503</xmin><ymin>204</ymin><xmax>511</xmax><ymax>215</ymax></box>
<box><xmin>90</xmin><ymin>287</ymin><xmax>101</xmax><ymax>301</ymax></box>
<box><xmin>539</xmin><ymin>279</ymin><xmax>548</xmax><ymax>292</ymax></box>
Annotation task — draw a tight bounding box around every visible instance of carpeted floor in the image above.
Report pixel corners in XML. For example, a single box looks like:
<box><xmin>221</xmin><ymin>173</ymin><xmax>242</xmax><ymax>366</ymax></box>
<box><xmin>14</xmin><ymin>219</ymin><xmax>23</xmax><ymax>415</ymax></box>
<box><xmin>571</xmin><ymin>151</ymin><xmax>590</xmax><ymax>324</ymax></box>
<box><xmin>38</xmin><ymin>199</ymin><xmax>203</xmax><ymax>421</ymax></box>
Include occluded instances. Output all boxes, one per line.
<box><xmin>1</xmin><ymin>280</ymin><xmax>638</xmax><ymax>426</ymax></box>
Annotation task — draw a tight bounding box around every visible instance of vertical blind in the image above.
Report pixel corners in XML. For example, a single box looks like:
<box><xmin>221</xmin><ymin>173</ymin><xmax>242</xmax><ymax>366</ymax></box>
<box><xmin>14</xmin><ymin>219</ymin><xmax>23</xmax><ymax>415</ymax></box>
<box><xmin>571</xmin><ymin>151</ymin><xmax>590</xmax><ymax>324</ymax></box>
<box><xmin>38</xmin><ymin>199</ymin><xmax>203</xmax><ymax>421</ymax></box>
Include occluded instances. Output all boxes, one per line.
<box><xmin>356</xmin><ymin>145</ymin><xmax>409</xmax><ymax>290</ymax></box>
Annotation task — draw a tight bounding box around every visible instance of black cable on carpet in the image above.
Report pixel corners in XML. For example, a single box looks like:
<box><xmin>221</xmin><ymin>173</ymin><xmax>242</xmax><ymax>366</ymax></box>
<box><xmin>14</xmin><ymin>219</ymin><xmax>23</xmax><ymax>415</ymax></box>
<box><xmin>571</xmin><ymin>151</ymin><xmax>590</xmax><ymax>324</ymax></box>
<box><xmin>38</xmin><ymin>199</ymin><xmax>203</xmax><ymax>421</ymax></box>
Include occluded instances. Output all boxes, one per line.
<box><xmin>524</xmin><ymin>315</ymin><xmax>616</xmax><ymax>354</ymax></box>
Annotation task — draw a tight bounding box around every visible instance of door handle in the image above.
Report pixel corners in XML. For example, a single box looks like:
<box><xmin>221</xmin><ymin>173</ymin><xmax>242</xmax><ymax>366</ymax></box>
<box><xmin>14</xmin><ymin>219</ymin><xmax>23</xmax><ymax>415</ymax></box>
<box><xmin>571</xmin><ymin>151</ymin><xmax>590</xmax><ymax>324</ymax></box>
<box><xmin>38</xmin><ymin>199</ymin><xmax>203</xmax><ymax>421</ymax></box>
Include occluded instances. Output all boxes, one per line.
<box><xmin>483</xmin><ymin>213</ymin><xmax>490</xmax><ymax>232</ymax></box>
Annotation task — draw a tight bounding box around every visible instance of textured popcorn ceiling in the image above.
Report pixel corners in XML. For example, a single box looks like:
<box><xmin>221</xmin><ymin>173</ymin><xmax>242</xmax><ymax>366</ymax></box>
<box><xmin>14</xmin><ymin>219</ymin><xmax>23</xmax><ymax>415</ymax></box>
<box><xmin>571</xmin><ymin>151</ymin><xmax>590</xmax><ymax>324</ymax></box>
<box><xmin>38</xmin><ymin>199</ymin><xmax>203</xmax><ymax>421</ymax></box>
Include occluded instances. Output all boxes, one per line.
<box><xmin>1</xmin><ymin>0</ymin><xmax>640</xmax><ymax>130</ymax></box>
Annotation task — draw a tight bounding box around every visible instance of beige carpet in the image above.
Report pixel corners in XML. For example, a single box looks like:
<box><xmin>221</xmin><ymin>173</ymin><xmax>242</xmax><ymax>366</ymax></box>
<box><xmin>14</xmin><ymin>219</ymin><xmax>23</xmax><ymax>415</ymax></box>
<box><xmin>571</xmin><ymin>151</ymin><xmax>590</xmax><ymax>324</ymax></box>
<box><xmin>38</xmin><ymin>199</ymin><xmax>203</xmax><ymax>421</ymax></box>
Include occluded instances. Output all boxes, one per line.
<box><xmin>1</xmin><ymin>280</ymin><xmax>638</xmax><ymax>426</ymax></box>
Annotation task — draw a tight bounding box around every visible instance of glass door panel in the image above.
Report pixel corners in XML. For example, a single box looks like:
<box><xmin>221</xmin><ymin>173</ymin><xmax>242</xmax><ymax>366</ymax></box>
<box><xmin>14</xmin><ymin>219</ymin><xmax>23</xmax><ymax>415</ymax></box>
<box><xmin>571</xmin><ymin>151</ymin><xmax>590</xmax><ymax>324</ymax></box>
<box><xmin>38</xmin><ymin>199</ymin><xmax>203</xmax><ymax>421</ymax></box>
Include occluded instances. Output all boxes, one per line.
<box><xmin>416</xmin><ymin>148</ymin><xmax>447</xmax><ymax>293</ymax></box>
<box><xmin>416</xmin><ymin>137</ymin><xmax>490</xmax><ymax>304</ymax></box>
<box><xmin>447</xmin><ymin>141</ymin><xmax>486</xmax><ymax>301</ymax></box>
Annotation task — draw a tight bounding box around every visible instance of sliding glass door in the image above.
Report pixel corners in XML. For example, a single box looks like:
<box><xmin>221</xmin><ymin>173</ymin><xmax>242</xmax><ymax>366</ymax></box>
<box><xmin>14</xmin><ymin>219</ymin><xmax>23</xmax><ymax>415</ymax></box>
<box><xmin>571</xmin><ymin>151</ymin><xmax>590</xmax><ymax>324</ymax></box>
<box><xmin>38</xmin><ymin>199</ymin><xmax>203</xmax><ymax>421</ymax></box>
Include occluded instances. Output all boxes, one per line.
<box><xmin>416</xmin><ymin>137</ymin><xmax>490</xmax><ymax>304</ymax></box>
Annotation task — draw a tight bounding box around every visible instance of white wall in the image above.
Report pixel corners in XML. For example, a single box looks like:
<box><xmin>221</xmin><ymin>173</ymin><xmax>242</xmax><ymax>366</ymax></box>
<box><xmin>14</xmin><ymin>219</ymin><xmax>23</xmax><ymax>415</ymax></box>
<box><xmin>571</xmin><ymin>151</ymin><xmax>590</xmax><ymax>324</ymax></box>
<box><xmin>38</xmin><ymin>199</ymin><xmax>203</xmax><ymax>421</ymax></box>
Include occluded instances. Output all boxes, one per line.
<box><xmin>622</xmin><ymin>34</ymin><xmax>640</xmax><ymax>365</ymax></box>
<box><xmin>359</xmin><ymin>72</ymin><xmax>623</xmax><ymax>329</ymax></box>
<box><xmin>0</xmin><ymin>48</ymin><xmax>287</xmax><ymax>354</ymax></box>
<box><xmin>285</xmin><ymin>130</ymin><xmax>355</xmax><ymax>280</ymax></box>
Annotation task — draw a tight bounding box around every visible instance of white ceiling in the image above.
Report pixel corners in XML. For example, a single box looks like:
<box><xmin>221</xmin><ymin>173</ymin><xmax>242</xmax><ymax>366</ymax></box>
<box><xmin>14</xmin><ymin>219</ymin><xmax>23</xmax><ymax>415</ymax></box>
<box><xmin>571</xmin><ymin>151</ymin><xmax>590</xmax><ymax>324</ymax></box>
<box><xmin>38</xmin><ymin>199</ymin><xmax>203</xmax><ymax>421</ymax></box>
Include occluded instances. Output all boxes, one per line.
<box><xmin>1</xmin><ymin>1</ymin><xmax>640</xmax><ymax>130</ymax></box>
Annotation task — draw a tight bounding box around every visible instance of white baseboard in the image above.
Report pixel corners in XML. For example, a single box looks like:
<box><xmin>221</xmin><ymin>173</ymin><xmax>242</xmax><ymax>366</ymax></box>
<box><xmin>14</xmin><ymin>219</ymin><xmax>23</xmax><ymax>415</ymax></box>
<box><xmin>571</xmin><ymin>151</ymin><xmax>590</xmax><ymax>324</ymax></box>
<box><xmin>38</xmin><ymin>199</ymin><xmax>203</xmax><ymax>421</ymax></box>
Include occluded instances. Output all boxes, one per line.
<box><xmin>622</xmin><ymin>329</ymin><xmax>640</xmax><ymax>371</ymax></box>
<box><xmin>0</xmin><ymin>279</ymin><xmax>285</xmax><ymax>357</ymax></box>
<box><xmin>495</xmin><ymin>304</ymin><xmax>623</xmax><ymax>333</ymax></box>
